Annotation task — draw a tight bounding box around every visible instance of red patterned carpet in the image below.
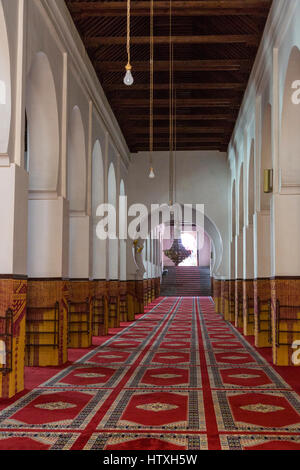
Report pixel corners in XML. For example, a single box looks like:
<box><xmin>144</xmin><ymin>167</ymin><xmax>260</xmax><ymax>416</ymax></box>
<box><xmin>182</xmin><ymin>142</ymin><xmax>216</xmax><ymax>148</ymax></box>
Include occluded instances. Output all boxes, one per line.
<box><xmin>0</xmin><ymin>297</ymin><xmax>299</xmax><ymax>450</ymax></box>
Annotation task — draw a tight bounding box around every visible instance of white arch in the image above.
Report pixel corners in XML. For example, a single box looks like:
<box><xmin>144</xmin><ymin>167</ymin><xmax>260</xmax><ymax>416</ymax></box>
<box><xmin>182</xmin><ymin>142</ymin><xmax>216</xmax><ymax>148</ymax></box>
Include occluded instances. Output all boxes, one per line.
<box><xmin>280</xmin><ymin>46</ymin><xmax>300</xmax><ymax>189</ymax></box>
<box><xmin>26</xmin><ymin>52</ymin><xmax>63</xmax><ymax>278</ymax></box>
<box><xmin>238</xmin><ymin>163</ymin><xmax>244</xmax><ymax>233</ymax></box>
<box><xmin>92</xmin><ymin>140</ymin><xmax>105</xmax><ymax>279</ymax></box>
<box><xmin>248</xmin><ymin>140</ymin><xmax>255</xmax><ymax>224</ymax></box>
<box><xmin>132</xmin><ymin>204</ymin><xmax>223</xmax><ymax>277</ymax></box>
<box><xmin>230</xmin><ymin>178</ymin><xmax>236</xmax><ymax>280</ymax></box>
<box><xmin>108</xmin><ymin>162</ymin><xmax>117</xmax><ymax>207</ymax></box>
<box><xmin>108</xmin><ymin>162</ymin><xmax>118</xmax><ymax>279</ymax></box>
<box><xmin>229</xmin><ymin>147</ymin><xmax>237</xmax><ymax>181</ymax></box>
<box><xmin>92</xmin><ymin>140</ymin><xmax>104</xmax><ymax>215</ymax></box>
<box><xmin>0</xmin><ymin>2</ymin><xmax>11</xmax><ymax>154</ymax></box>
<box><xmin>26</xmin><ymin>52</ymin><xmax>59</xmax><ymax>191</ymax></box>
<box><xmin>231</xmin><ymin>179</ymin><xmax>236</xmax><ymax>240</ymax></box>
<box><xmin>67</xmin><ymin>106</ymin><xmax>86</xmax><ymax>211</ymax></box>
<box><xmin>119</xmin><ymin>179</ymin><xmax>127</xmax><ymax>281</ymax></box>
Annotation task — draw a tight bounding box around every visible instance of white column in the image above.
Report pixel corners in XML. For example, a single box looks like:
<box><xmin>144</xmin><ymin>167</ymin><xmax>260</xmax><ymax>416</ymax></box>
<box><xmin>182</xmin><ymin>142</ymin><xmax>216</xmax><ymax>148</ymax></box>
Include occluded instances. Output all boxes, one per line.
<box><xmin>120</xmin><ymin>239</ymin><xmax>127</xmax><ymax>281</ymax></box>
<box><xmin>271</xmin><ymin>194</ymin><xmax>300</xmax><ymax>276</ymax></box>
<box><xmin>235</xmin><ymin>233</ymin><xmax>243</xmax><ymax>279</ymax></box>
<box><xmin>0</xmin><ymin>164</ymin><xmax>28</xmax><ymax>275</ymax></box>
<box><xmin>244</xmin><ymin>224</ymin><xmax>254</xmax><ymax>279</ymax></box>
<box><xmin>69</xmin><ymin>212</ymin><xmax>91</xmax><ymax>278</ymax></box>
<box><xmin>92</xmin><ymin>217</ymin><xmax>107</xmax><ymax>279</ymax></box>
<box><xmin>28</xmin><ymin>195</ymin><xmax>69</xmax><ymax>278</ymax></box>
<box><xmin>253</xmin><ymin>211</ymin><xmax>271</xmax><ymax>278</ymax></box>
<box><xmin>230</xmin><ymin>239</ymin><xmax>235</xmax><ymax>279</ymax></box>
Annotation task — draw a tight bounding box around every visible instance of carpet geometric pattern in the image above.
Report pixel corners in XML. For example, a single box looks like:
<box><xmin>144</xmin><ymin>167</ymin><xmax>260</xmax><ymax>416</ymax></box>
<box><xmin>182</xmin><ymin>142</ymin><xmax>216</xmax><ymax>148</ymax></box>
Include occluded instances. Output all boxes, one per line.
<box><xmin>0</xmin><ymin>297</ymin><xmax>299</xmax><ymax>450</ymax></box>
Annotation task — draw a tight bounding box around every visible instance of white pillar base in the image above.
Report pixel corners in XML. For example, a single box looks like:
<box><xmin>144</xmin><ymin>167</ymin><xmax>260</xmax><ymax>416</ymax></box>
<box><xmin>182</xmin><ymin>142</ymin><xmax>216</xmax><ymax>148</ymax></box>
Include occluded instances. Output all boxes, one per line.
<box><xmin>0</xmin><ymin>164</ymin><xmax>28</xmax><ymax>275</ymax></box>
<box><xmin>253</xmin><ymin>211</ymin><xmax>271</xmax><ymax>278</ymax></box>
<box><xmin>69</xmin><ymin>213</ymin><xmax>90</xmax><ymax>279</ymax></box>
<box><xmin>28</xmin><ymin>196</ymin><xmax>69</xmax><ymax>278</ymax></box>
<box><xmin>244</xmin><ymin>224</ymin><xmax>254</xmax><ymax>279</ymax></box>
<box><xmin>271</xmin><ymin>194</ymin><xmax>300</xmax><ymax>276</ymax></box>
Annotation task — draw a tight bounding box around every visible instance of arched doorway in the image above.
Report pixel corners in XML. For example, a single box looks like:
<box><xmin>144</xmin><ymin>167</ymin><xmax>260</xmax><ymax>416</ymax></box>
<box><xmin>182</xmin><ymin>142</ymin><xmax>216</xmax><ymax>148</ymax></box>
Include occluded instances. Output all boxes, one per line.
<box><xmin>0</xmin><ymin>1</ymin><xmax>11</xmax><ymax>155</ymax></box>
<box><xmin>231</xmin><ymin>179</ymin><xmax>236</xmax><ymax>279</ymax></box>
<box><xmin>26</xmin><ymin>52</ymin><xmax>60</xmax><ymax>277</ymax></box>
<box><xmin>67</xmin><ymin>105</ymin><xmax>88</xmax><ymax>278</ymax></box>
<box><xmin>131</xmin><ymin>205</ymin><xmax>222</xmax><ymax>296</ymax></box>
<box><xmin>280</xmin><ymin>46</ymin><xmax>300</xmax><ymax>189</ymax></box>
<box><xmin>26</xmin><ymin>53</ymin><xmax>59</xmax><ymax>192</ymax></box>
<box><xmin>162</xmin><ymin>225</ymin><xmax>210</xmax><ymax>269</ymax></box>
<box><xmin>245</xmin><ymin>140</ymin><xmax>255</xmax><ymax>278</ymax></box>
<box><xmin>68</xmin><ymin>106</ymin><xmax>86</xmax><ymax>213</ymax></box>
<box><xmin>108</xmin><ymin>162</ymin><xmax>118</xmax><ymax>280</ymax></box>
<box><xmin>235</xmin><ymin>163</ymin><xmax>244</xmax><ymax>327</ymax></box>
<box><xmin>92</xmin><ymin>140</ymin><xmax>105</xmax><ymax>279</ymax></box>
<box><xmin>239</xmin><ymin>163</ymin><xmax>244</xmax><ymax>235</ymax></box>
<box><xmin>25</xmin><ymin>51</ymin><xmax>66</xmax><ymax>368</ymax></box>
<box><xmin>119</xmin><ymin>179</ymin><xmax>126</xmax><ymax>281</ymax></box>
<box><xmin>248</xmin><ymin>140</ymin><xmax>255</xmax><ymax>224</ymax></box>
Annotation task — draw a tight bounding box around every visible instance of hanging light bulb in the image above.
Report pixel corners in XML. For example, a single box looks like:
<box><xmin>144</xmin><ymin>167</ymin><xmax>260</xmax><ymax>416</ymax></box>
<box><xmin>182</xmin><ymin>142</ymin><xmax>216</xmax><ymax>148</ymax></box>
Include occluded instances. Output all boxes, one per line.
<box><xmin>149</xmin><ymin>167</ymin><xmax>155</xmax><ymax>179</ymax></box>
<box><xmin>124</xmin><ymin>64</ymin><xmax>134</xmax><ymax>86</ymax></box>
<box><xmin>124</xmin><ymin>0</ymin><xmax>133</xmax><ymax>86</ymax></box>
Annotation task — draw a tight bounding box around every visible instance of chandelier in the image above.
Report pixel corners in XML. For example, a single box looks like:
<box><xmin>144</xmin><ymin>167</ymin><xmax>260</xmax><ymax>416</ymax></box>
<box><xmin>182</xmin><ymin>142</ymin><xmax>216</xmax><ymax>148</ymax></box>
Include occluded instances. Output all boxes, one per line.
<box><xmin>164</xmin><ymin>238</ymin><xmax>192</xmax><ymax>266</ymax></box>
<box><xmin>164</xmin><ymin>221</ymin><xmax>192</xmax><ymax>266</ymax></box>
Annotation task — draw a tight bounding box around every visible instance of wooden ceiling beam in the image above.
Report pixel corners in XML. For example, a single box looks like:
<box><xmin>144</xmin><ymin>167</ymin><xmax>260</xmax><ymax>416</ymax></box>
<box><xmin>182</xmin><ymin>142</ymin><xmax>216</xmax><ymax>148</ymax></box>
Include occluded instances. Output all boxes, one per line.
<box><xmin>124</xmin><ymin>114</ymin><xmax>237</xmax><ymax>121</ymax></box>
<box><xmin>132</xmin><ymin>137</ymin><xmax>226</xmax><ymax>143</ymax></box>
<box><xmin>96</xmin><ymin>59</ymin><xmax>251</xmax><ymax>72</ymax></box>
<box><xmin>112</xmin><ymin>98</ymin><xmax>239</xmax><ymax>108</ymax></box>
<box><xmin>105</xmin><ymin>82</ymin><xmax>246</xmax><ymax>91</ymax></box>
<box><xmin>123</xmin><ymin>127</ymin><xmax>228</xmax><ymax>135</ymax></box>
<box><xmin>67</xmin><ymin>0</ymin><xmax>271</xmax><ymax>153</ymax></box>
<box><xmin>67</xmin><ymin>1</ymin><xmax>272</xmax><ymax>18</ymax></box>
<box><xmin>86</xmin><ymin>35</ymin><xmax>259</xmax><ymax>47</ymax></box>
<box><xmin>132</xmin><ymin>146</ymin><xmax>227</xmax><ymax>152</ymax></box>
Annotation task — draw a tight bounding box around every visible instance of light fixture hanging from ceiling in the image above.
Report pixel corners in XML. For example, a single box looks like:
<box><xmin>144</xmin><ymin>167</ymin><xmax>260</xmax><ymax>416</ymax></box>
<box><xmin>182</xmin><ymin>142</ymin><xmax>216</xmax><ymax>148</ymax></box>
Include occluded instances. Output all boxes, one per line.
<box><xmin>149</xmin><ymin>166</ymin><xmax>155</xmax><ymax>179</ymax></box>
<box><xmin>148</xmin><ymin>0</ymin><xmax>155</xmax><ymax>178</ymax></box>
<box><xmin>124</xmin><ymin>0</ymin><xmax>134</xmax><ymax>86</ymax></box>
<box><xmin>163</xmin><ymin>0</ymin><xmax>191</xmax><ymax>267</ymax></box>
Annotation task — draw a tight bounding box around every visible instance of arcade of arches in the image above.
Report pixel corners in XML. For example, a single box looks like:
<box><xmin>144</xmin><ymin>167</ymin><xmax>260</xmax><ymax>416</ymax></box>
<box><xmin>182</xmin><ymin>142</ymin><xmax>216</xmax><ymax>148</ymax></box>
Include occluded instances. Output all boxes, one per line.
<box><xmin>0</xmin><ymin>0</ymin><xmax>300</xmax><ymax>452</ymax></box>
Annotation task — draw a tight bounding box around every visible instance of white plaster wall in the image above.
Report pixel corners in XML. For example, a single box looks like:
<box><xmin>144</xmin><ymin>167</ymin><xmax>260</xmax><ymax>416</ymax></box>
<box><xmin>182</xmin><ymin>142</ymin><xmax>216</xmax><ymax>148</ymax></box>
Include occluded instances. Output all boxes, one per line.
<box><xmin>0</xmin><ymin>165</ymin><xmax>28</xmax><ymax>274</ymax></box>
<box><xmin>0</xmin><ymin>0</ymin><xmax>130</xmax><ymax>278</ymax></box>
<box><xmin>228</xmin><ymin>0</ymin><xmax>300</xmax><ymax>280</ymax></box>
<box><xmin>243</xmin><ymin>224</ymin><xmax>254</xmax><ymax>279</ymax></box>
<box><xmin>271</xmin><ymin>194</ymin><xmax>300</xmax><ymax>276</ymax></box>
<box><xmin>13</xmin><ymin>164</ymin><xmax>29</xmax><ymax>274</ymax></box>
<box><xmin>69</xmin><ymin>215</ymin><xmax>90</xmax><ymax>279</ymax></box>
<box><xmin>1</xmin><ymin>0</ymin><xmax>20</xmax><ymax>163</ymax></box>
<box><xmin>28</xmin><ymin>197</ymin><xmax>68</xmax><ymax>278</ymax></box>
<box><xmin>253</xmin><ymin>211</ymin><xmax>271</xmax><ymax>279</ymax></box>
<box><xmin>127</xmin><ymin>150</ymin><xmax>230</xmax><ymax>278</ymax></box>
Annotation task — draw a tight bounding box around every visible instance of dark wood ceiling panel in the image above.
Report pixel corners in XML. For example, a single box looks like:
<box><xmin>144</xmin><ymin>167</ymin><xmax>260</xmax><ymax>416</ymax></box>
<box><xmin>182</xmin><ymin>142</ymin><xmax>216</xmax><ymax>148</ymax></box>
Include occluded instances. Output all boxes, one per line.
<box><xmin>66</xmin><ymin>0</ymin><xmax>272</xmax><ymax>152</ymax></box>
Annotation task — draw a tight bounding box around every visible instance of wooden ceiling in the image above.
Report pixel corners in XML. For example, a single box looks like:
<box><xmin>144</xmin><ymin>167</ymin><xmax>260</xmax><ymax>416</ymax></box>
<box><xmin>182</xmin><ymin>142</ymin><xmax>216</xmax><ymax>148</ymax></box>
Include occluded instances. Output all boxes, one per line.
<box><xmin>66</xmin><ymin>0</ymin><xmax>272</xmax><ymax>153</ymax></box>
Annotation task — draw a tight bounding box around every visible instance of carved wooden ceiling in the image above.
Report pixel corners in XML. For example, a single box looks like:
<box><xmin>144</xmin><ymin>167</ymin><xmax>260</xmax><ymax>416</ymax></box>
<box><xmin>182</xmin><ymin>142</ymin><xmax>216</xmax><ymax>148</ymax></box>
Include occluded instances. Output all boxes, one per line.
<box><xmin>66</xmin><ymin>0</ymin><xmax>272</xmax><ymax>152</ymax></box>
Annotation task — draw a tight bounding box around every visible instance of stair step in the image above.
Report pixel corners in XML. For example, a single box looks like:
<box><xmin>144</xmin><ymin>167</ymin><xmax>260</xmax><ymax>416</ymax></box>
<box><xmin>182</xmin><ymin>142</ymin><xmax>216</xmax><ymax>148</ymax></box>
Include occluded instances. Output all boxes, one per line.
<box><xmin>160</xmin><ymin>266</ymin><xmax>211</xmax><ymax>297</ymax></box>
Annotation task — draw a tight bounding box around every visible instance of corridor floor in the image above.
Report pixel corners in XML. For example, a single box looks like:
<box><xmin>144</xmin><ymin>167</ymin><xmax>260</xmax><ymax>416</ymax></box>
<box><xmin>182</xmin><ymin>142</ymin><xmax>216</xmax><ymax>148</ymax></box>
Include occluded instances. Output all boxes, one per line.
<box><xmin>0</xmin><ymin>297</ymin><xmax>299</xmax><ymax>450</ymax></box>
